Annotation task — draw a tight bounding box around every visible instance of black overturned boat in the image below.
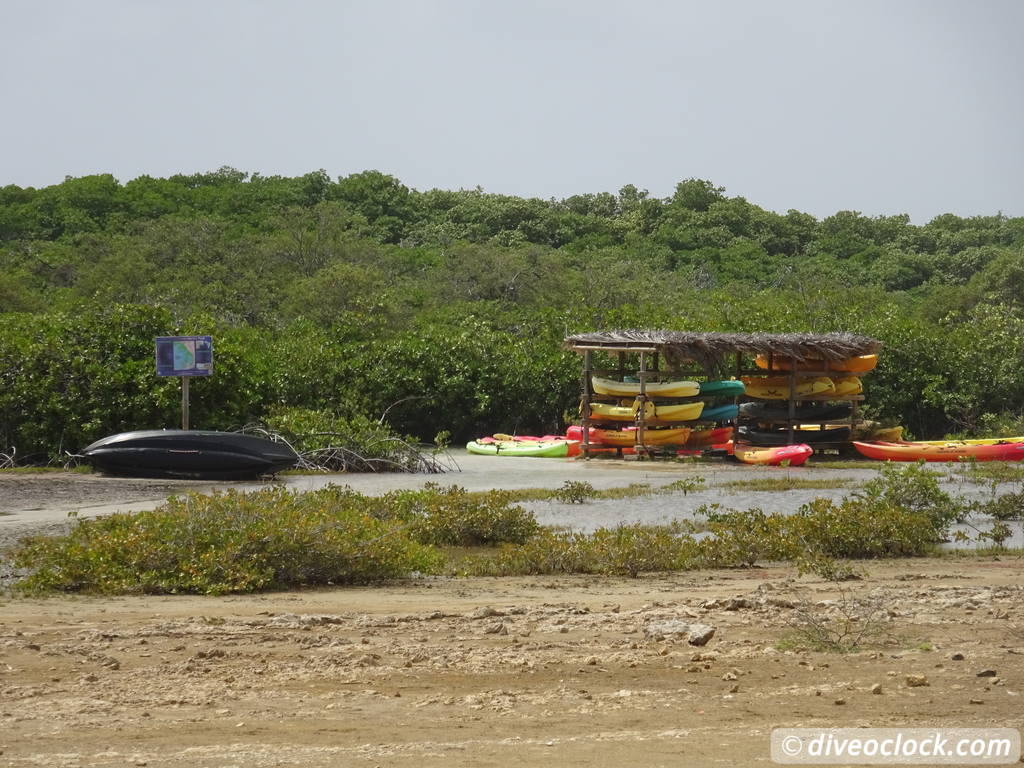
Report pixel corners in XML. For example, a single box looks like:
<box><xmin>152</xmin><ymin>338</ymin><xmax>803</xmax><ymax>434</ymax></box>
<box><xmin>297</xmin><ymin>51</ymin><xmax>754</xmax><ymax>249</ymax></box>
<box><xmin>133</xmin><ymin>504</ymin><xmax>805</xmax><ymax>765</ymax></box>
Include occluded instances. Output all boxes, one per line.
<box><xmin>81</xmin><ymin>430</ymin><xmax>299</xmax><ymax>479</ymax></box>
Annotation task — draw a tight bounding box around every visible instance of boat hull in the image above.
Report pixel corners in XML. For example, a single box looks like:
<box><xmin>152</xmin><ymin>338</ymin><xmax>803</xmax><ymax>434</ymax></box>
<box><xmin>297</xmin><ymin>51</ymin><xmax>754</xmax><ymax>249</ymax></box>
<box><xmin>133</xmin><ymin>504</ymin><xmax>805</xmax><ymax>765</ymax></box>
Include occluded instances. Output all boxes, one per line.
<box><xmin>82</xmin><ymin>430</ymin><xmax>299</xmax><ymax>479</ymax></box>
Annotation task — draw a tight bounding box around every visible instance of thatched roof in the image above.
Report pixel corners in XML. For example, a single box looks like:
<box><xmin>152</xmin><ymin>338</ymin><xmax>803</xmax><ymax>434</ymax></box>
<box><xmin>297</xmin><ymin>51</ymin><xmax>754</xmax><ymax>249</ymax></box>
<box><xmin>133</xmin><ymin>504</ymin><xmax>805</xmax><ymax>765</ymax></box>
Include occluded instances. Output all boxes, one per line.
<box><xmin>565</xmin><ymin>330</ymin><xmax>882</xmax><ymax>372</ymax></box>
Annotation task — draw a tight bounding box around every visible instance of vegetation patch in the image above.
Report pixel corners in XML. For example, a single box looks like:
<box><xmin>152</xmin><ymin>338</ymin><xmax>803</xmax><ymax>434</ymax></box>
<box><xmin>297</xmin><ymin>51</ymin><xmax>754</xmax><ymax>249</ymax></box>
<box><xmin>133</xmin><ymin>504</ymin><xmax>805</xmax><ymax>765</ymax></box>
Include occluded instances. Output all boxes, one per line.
<box><xmin>947</xmin><ymin>460</ymin><xmax>1024</xmax><ymax>486</ymax></box>
<box><xmin>808</xmin><ymin>460</ymin><xmax>883</xmax><ymax>470</ymax></box>
<box><xmin>777</xmin><ymin>589</ymin><xmax>896</xmax><ymax>652</ymax></box>
<box><xmin>717</xmin><ymin>477</ymin><xmax>854</xmax><ymax>492</ymax></box>
<box><xmin>8</xmin><ymin>464</ymin><xmax>1015</xmax><ymax>595</ymax></box>
<box><xmin>260</xmin><ymin>407</ymin><xmax>449</xmax><ymax>473</ymax></box>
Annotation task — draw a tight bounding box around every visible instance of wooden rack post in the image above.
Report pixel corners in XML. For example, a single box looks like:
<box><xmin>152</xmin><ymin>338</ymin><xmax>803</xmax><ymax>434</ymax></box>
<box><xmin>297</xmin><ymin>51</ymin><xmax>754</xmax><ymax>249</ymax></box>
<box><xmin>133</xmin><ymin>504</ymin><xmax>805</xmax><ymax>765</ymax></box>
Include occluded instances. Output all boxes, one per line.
<box><xmin>582</xmin><ymin>350</ymin><xmax>593</xmax><ymax>459</ymax></box>
<box><xmin>636</xmin><ymin>351</ymin><xmax>648</xmax><ymax>457</ymax></box>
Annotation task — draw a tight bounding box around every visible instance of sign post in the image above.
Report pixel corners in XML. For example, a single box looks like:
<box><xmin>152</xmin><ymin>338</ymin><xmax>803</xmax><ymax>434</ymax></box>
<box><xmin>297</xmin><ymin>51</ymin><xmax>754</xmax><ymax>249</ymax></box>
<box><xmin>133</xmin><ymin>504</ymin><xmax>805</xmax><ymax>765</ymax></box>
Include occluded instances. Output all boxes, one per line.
<box><xmin>155</xmin><ymin>336</ymin><xmax>213</xmax><ymax>430</ymax></box>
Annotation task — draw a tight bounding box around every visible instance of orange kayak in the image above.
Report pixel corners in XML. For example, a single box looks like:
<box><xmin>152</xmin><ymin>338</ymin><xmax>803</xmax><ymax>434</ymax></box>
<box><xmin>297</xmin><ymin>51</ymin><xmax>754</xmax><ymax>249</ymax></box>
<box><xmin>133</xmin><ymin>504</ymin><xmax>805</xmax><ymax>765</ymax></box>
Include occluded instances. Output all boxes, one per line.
<box><xmin>755</xmin><ymin>354</ymin><xmax>878</xmax><ymax>373</ymax></box>
<box><xmin>595</xmin><ymin>427</ymin><xmax>691</xmax><ymax>447</ymax></box>
<box><xmin>853</xmin><ymin>440</ymin><xmax>1024</xmax><ymax>462</ymax></box>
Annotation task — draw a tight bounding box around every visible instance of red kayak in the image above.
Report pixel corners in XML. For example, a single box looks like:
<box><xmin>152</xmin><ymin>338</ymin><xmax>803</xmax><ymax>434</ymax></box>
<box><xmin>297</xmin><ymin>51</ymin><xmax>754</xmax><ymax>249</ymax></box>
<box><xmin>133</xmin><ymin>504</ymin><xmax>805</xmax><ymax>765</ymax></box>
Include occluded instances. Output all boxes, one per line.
<box><xmin>733</xmin><ymin>442</ymin><xmax>813</xmax><ymax>466</ymax></box>
<box><xmin>853</xmin><ymin>440</ymin><xmax>1024</xmax><ymax>462</ymax></box>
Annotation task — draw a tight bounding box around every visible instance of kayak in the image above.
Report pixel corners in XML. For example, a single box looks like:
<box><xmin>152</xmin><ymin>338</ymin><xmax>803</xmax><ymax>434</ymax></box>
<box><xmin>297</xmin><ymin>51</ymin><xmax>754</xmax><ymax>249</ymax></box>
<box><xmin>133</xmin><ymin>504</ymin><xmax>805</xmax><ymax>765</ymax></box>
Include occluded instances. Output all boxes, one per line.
<box><xmin>698</xmin><ymin>379</ymin><xmax>745</xmax><ymax>396</ymax></box>
<box><xmin>741</xmin><ymin>376</ymin><xmax>835</xmax><ymax>400</ymax></box>
<box><xmin>647</xmin><ymin>401</ymin><xmax>705</xmax><ymax>421</ymax></box>
<box><xmin>683</xmin><ymin>426</ymin><xmax>733</xmax><ymax>448</ymax></box>
<box><xmin>738</xmin><ymin>425</ymin><xmax>851</xmax><ymax>445</ymax></box>
<box><xmin>832</xmin><ymin>376</ymin><xmax>863</xmax><ymax>396</ymax></box>
<box><xmin>588</xmin><ymin>402</ymin><xmax>641</xmax><ymax>421</ymax></box>
<box><xmin>699</xmin><ymin>403</ymin><xmax>738</xmax><ymax>422</ymax></box>
<box><xmin>905</xmin><ymin>436</ymin><xmax>1024</xmax><ymax>446</ymax></box>
<box><xmin>467</xmin><ymin>439</ymin><xmax>579</xmax><ymax>457</ymax></box>
<box><xmin>592</xmin><ymin>377</ymin><xmax>700</xmax><ymax>398</ymax></box>
<box><xmin>852</xmin><ymin>440</ymin><xmax>1024</xmax><ymax>462</ymax></box>
<box><xmin>594</xmin><ymin>427</ymin><xmax>691</xmax><ymax>447</ymax></box>
<box><xmin>590</xmin><ymin>400</ymin><xmax>705</xmax><ymax>422</ymax></box>
<box><xmin>566</xmin><ymin>425</ymin><xmax>602</xmax><ymax>443</ymax></box>
<box><xmin>755</xmin><ymin>354</ymin><xmax>878</xmax><ymax>373</ymax></box>
<box><xmin>739</xmin><ymin>402</ymin><xmax>852</xmax><ymax>421</ymax></box>
<box><xmin>734</xmin><ymin>443</ymin><xmax>813</xmax><ymax>466</ymax></box>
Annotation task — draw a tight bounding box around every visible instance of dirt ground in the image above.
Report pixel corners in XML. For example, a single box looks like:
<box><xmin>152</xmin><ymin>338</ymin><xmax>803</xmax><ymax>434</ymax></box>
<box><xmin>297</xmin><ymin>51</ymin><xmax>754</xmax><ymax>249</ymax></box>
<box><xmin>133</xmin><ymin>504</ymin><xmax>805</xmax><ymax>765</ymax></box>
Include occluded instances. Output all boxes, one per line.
<box><xmin>2</xmin><ymin>470</ymin><xmax>1023</xmax><ymax>767</ymax></box>
<box><xmin>2</xmin><ymin>559</ymin><xmax>1023</xmax><ymax>767</ymax></box>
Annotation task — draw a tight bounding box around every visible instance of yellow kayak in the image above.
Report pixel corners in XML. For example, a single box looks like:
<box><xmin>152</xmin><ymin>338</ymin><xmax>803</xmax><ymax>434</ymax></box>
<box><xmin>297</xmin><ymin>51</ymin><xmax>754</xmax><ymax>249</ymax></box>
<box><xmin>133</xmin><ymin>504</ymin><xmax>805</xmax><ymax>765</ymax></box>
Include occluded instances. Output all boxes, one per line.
<box><xmin>588</xmin><ymin>402</ymin><xmax>639</xmax><ymax>421</ymax></box>
<box><xmin>911</xmin><ymin>436</ymin><xmax>1024</xmax><ymax>446</ymax></box>
<box><xmin>591</xmin><ymin>377</ymin><xmax>700</xmax><ymax>398</ymax></box>
<box><xmin>741</xmin><ymin>376</ymin><xmax>834</xmax><ymax>400</ymax></box>
<box><xmin>755</xmin><ymin>354</ymin><xmax>878</xmax><ymax>373</ymax></box>
<box><xmin>588</xmin><ymin>400</ymin><xmax>704</xmax><ymax>422</ymax></box>
<box><xmin>832</xmin><ymin>376</ymin><xmax>863</xmax><ymax>396</ymax></box>
<box><xmin>595</xmin><ymin>427</ymin><xmax>691</xmax><ymax>447</ymax></box>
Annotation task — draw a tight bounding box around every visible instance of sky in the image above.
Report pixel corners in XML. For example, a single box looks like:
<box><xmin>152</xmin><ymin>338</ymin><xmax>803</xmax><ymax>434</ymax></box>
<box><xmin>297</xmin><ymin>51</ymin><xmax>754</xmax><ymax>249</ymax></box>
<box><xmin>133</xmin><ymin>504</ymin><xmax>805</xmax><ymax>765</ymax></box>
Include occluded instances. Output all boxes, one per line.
<box><xmin>1</xmin><ymin>0</ymin><xmax>1021</xmax><ymax>223</ymax></box>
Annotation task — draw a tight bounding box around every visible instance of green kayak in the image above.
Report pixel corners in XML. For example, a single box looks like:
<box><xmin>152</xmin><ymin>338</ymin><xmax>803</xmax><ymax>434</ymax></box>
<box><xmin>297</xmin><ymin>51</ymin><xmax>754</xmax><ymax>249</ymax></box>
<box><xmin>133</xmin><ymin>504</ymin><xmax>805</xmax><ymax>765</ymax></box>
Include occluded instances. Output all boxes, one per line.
<box><xmin>466</xmin><ymin>440</ymin><xmax>574</xmax><ymax>457</ymax></box>
<box><xmin>698</xmin><ymin>379</ymin><xmax>745</xmax><ymax>396</ymax></box>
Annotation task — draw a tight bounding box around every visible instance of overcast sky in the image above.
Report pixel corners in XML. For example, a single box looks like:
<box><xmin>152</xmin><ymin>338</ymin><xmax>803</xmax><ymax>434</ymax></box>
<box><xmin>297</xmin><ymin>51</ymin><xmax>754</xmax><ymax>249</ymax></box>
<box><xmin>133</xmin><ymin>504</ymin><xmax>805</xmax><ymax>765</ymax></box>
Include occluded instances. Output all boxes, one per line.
<box><xmin>1</xmin><ymin>0</ymin><xmax>1021</xmax><ymax>223</ymax></box>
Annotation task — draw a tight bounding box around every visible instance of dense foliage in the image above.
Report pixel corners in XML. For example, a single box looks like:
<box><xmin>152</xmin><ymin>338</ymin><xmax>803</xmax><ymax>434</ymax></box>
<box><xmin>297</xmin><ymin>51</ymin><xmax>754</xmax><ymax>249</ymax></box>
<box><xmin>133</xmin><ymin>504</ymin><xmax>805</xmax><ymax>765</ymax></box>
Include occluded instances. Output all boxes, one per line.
<box><xmin>2</xmin><ymin>169</ymin><xmax>1023</xmax><ymax>458</ymax></box>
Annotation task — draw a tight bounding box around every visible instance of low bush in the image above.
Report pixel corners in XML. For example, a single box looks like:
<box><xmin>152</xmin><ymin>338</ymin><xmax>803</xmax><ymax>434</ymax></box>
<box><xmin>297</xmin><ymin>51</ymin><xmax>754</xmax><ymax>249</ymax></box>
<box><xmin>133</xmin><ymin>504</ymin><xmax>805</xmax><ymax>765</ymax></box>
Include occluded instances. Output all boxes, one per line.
<box><xmin>13</xmin><ymin>486</ymin><xmax>443</xmax><ymax>595</ymax></box>
<box><xmin>469</xmin><ymin>522</ymin><xmax>699</xmax><ymax>577</ymax></box>
<box><xmin>393</xmin><ymin>485</ymin><xmax>540</xmax><ymax>546</ymax></box>
<box><xmin>979</xmin><ymin>489</ymin><xmax>1024</xmax><ymax>521</ymax></box>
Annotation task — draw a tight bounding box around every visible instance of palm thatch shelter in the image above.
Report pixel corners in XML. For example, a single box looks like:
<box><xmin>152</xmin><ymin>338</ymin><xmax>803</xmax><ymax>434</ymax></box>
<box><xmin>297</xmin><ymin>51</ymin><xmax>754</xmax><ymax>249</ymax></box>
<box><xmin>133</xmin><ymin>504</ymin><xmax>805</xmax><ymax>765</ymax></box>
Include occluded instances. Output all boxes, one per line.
<box><xmin>564</xmin><ymin>330</ymin><xmax>883</xmax><ymax>457</ymax></box>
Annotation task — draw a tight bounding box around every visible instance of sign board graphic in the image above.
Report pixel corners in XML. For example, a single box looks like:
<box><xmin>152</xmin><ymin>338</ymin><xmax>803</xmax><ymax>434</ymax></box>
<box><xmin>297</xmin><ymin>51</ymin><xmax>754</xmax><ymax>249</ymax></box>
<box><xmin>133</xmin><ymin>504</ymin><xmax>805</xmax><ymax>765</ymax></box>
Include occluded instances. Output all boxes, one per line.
<box><xmin>155</xmin><ymin>336</ymin><xmax>213</xmax><ymax>377</ymax></box>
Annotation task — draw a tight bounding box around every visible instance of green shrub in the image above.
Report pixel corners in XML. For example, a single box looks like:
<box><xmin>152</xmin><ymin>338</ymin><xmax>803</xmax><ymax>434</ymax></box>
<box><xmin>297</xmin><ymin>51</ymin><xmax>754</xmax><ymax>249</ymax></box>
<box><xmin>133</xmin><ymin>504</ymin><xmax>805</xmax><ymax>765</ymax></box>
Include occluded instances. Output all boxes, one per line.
<box><xmin>979</xmin><ymin>489</ymin><xmax>1024</xmax><ymax>521</ymax></box>
<box><xmin>402</xmin><ymin>485</ymin><xmax>539</xmax><ymax>546</ymax></box>
<box><xmin>553</xmin><ymin>480</ymin><xmax>596</xmax><ymax>504</ymax></box>
<box><xmin>13</xmin><ymin>486</ymin><xmax>442</xmax><ymax>594</ymax></box>
<box><xmin>470</xmin><ymin>522</ymin><xmax>699</xmax><ymax>577</ymax></box>
<box><xmin>856</xmin><ymin>460</ymin><xmax>967</xmax><ymax>529</ymax></box>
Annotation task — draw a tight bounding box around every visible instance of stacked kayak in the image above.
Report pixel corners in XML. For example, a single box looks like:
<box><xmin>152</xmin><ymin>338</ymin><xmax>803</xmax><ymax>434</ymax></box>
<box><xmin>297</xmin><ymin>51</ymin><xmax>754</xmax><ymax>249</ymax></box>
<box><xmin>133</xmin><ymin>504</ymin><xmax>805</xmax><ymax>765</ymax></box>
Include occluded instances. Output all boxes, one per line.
<box><xmin>734</xmin><ymin>443</ymin><xmax>813</xmax><ymax>466</ymax></box>
<box><xmin>739</xmin><ymin>402</ymin><xmax>852</xmax><ymax>422</ymax></box>
<box><xmin>738</xmin><ymin>425</ymin><xmax>851</xmax><ymax>445</ymax></box>
<box><xmin>595</xmin><ymin>427</ymin><xmax>691</xmax><ymax>447</ymax></box>
<box><xmin>589</xmin><ymin>400</ymin><xmax>705</xmax><ymax>422</ymax></box>
<box><xmin>683</xmin><ymin>426</ymin><xmax>733</xmax><ymax>448</ymax></box>
<box><xmin>754</xmin><ymin>354</ymin><xmax>878</xmax><ymax>373</ymax></box>
<box><xmin>700</xmin><ymin>403</ymin><xmax>739</xmax><ymax>422</ymax></box>
<box><xmin>853</xmin><ymin>439</ymin><xmax>1024</xmax><ymax>463</ymax></box>
<box><xmin>580</xmin><ymin>373</ymin><xmax>745</xmax><ymax>454</ymax></box>
<box><xmin>698</xmin><ymin>379</ymin><xmax>745</xmax><ymax>397</ymax></box>
<box><xmin>591</xmin><ymin>377</ymin><xmax>700</xmax><ymax>398</ymax></box>
<box><xmin>741</xmin><ymin>376</ymin><xmax>834</xmax><ymax>400</ymax></box>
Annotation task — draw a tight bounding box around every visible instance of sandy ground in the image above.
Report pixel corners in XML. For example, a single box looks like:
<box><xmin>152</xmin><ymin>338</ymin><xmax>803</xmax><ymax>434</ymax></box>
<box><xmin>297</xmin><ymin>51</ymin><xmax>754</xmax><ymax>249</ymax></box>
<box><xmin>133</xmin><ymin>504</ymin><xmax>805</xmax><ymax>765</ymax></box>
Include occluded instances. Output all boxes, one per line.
<box><xmin>2</xmin><ymin>462</ymin><xmax>1023</xmax><ymax>766</ymax></box>
<box><xmin>1</xmin><ymin>560</ymin><xmax>1023</xmax><ymax>767</ymax></box>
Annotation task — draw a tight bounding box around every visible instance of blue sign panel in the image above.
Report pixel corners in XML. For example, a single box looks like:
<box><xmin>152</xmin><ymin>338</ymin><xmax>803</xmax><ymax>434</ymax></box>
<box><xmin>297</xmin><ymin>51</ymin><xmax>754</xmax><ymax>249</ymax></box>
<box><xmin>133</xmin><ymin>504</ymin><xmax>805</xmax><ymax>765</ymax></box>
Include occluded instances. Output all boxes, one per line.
<box><xmin>155</xmin><ymin>336</ymin><xmax>213</xmax><ymax>377</ymax></box>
